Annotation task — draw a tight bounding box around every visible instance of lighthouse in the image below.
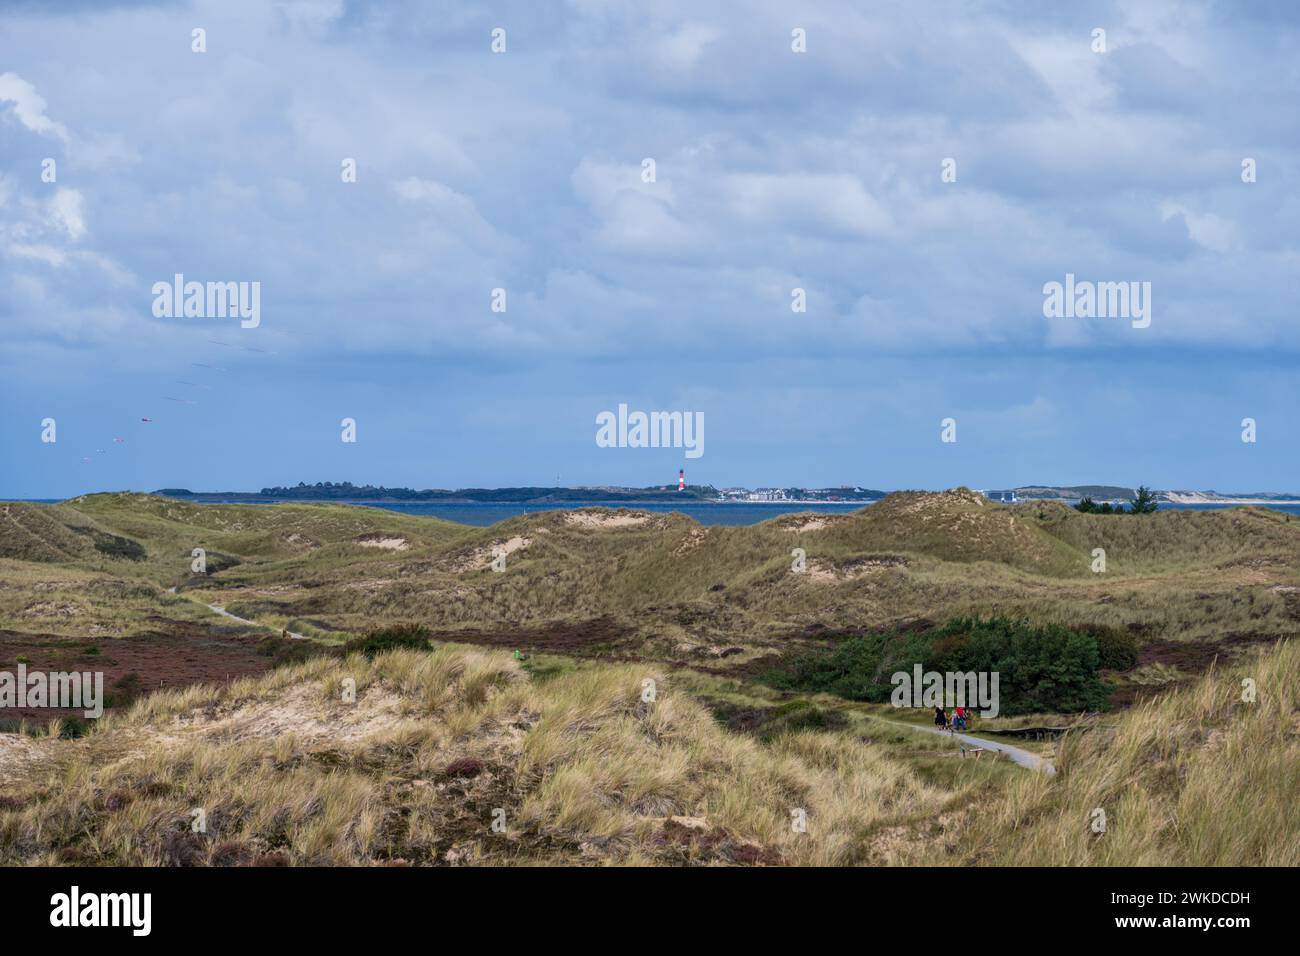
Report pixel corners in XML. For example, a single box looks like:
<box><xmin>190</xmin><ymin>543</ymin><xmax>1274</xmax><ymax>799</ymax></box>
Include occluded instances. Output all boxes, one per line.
<box><xmin>678</xmin><ymin>469</ymin><xmax>685</xmax><ymax>492</ymax></box>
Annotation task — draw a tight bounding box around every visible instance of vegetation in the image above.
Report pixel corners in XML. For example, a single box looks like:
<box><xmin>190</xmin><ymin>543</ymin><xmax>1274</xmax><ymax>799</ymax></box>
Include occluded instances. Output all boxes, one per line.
<box><xmin>951</xmin><ymin>638</ymin><xmax>1299</xmax><ymax>865</ymax></box>
<box><xmin>762</xmin><ymin>617</ymin><xmax>1115</xmax><ymax>714</ymax></box>
<box><xmin>0</xmin><ymin>638</ymin><xmax>1291</xmax><ymax>866</ymax></box>
<box><xmin>1081</xmin><ymin>624</ymin><xmax>1140</xmax><ymax>671</ymax></box>
<box><xmin>1075</xmin><ymin>496</ymin><xmax>1121</xmax><ymax>514</ymax></box>
<box><xmin>1074</xmin><ymin>486</ymin><xmax>1158</xmax><ymax>515</ymax></box>
<box><xmin>343</xmin><ymin>624</ymin><xmax>432</xmax><ymax>659</ymax></box>
<box><xmin>0</xmin><ymin>647</ymin><xmax>984</xmax><ymax>865</ymax></box>
<box><xmin>1</xmin><ymin>489</ymin><xmax>1297</xmax><ymax>866</ymax></box>
<box><xmin>1129</xmin><ymin>485</ymin><xmax>1160</xmax><ymax>514</ymax></box>
<box><xmin>238</xmin><ymin>481</ymin><xmax>726</xmax><ymax>502</ymax></box>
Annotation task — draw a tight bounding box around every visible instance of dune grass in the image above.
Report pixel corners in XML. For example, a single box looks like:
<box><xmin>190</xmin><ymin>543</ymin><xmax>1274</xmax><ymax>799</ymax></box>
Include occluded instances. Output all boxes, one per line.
<box><xmin>5</xmin><ymin>638</ymin><xmax>1291</xmax><ymax>866</ymax></box>
<box><xmin>930</xmin><ymin>638</ymin><xmax>1300</xmax><ymax>866</ymax></box>
<box><xmin>0</xmin><ymin>643</ymin><xmax>1013</xmax><ymax>866</ymax></box>
<box><xmin>8</xmin><ymin>492</ymin><xmax>1300</xmax><ymax>650</ymax></box>
<box><xmin>2</xmin><ymin>491</ymin><xmax>1297</xmax><ymax>866</ymax></box>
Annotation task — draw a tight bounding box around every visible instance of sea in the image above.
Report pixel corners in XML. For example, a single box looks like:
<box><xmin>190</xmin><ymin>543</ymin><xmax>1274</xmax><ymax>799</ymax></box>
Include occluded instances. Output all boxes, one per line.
<box><xmin>274</xmin><ymin>499</ymin><xmax>1300</xmax><ymax>527</ymax></box>
<box><xmin>18</xmin><ymin>499</ymin><xmax>1300</xmax><ymax>527</ymax></box>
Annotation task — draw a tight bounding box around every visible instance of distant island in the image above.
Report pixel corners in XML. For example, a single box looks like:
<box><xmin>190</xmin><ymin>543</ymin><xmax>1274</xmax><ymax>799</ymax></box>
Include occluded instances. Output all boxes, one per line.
<box><xmin>151</xmin><ymin>482</ymin><xmax>1300</xmax><ymax>506</ymax></box>
<box><xmin>154</xmin><ymin>481</ymin><xmax>886</xmax><ymax>504</ymax></box>
<box><xmin>988</xmin><ymin>486</ymin><xmax>1300</xmax><ymax>505</ymax></box>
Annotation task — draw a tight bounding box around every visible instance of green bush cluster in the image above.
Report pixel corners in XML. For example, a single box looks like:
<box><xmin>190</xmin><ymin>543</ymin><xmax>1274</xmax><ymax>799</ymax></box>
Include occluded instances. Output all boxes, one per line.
<box><xmin>763</xmin><ymin>616</ymin><xmax>1119</xmax><ymax>715</ymax></box>
<box><xmin>1075</xmin><ymin>485</ymin><xmax>1159</xmax><ymax>515</ymax></box>
<box><xmin>343</xmin><ymin>623</ymin><xmax>431</xmax><ymax>659</ymax></box>
<box><xmin>1078</xmin><ymin>624</ymin><xmax>1140</xmax><ymax>670</ymax></box>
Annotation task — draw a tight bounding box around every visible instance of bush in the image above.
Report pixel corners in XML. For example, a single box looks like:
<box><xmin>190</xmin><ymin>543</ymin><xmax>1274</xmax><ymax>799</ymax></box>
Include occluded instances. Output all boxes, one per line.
<box><xmin>255</xmin><ymin>635</ymin><xmax>323</xmax><ymax>667</ymax></box>
<box><xmin>761</xmin><ymin>634</ymin><xmax>886</xmax><ymax>700</ymax></box>
<box><xmin>71</xmin><ymin>528</ymin><xmax>147</xmax><ymax>561</ymax></box>
<box><xmin>1085</xmin><ymin>625</ymin><xmax>1140</xmax><ymax>670</ymax></box>
<box><xmin>1077</xmin><ymin>498</ymin><xmax>1124</xmax><ymax>514</ymax></box>
<box><xmin>1076</xmin><ymin>486</ymin><xmax>1157</xmax><ymax>515</ymax></box>
<box><xmin>761</xmin><ymin>616</ymin><xmax>1115</xmax><ymax>714</ymax></box>
<box><xmin>106</xmin><ymin>672</ymin><xmax>143</xmax><ymax>709</ymax></box>
<box><xmin>343</xmin><ymin>623</ymin><xmax>431</xmax><ymax>659</ymax></box>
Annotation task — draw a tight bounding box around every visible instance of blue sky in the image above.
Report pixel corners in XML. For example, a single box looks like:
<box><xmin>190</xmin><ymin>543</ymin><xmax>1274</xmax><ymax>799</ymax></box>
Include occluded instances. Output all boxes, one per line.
<box><xmin>2</xmin><ymin>0</ymin><xmax>1298</xmax><ymax>498</ymax></box>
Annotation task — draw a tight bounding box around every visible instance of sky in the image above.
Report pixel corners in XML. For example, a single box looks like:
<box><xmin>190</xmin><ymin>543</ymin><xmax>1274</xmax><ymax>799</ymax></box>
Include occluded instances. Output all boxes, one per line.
<box><xmin>2</xmin><ymin>0</ymin><xmax>1298</xmax><ymax>498</ymax></box>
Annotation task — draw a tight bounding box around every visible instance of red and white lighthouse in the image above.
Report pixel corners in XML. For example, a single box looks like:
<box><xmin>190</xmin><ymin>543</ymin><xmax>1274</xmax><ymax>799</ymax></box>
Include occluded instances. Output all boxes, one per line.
<box><xmin>678</xmin><ymin>469</ymin><xmax>685</xmax><ymax>491</ymax></box>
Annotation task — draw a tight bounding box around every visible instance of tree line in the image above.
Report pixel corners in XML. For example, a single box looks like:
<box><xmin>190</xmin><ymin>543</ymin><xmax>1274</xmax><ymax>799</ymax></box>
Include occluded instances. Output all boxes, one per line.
<box><xmin>1074</xmin><ymin>485</ymin><xmax>1159</xmax><ymax>514</ymax></box>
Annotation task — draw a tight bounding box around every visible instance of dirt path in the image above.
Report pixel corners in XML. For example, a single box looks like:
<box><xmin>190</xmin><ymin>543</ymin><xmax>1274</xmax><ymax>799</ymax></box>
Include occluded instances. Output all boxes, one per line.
<box><xmin>169</xmin><ymin>586</ymin><xmax>308</xmax><ymax>640</ymax></box>
<box><xmin>205</xmin><ymin>602</ymin><xmax>308</xmax><ymax>640</ymax></box>
<box><xmin>883</xmin><ymin>719</ymin><xmax>1056</xmax><ymax>775</ymax></box>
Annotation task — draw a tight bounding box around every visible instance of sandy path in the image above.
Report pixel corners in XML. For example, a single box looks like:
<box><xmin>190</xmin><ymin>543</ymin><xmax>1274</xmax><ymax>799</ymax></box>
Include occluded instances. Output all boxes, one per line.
<box><xmin>168</xmin><ymin>586</ymin><xmax>308</xmax><ymax>640</ymax></box>
<box><xmin>204</xmin><ymin>602</ymin><xmax>308</xmax><ymax>640</ymax></box>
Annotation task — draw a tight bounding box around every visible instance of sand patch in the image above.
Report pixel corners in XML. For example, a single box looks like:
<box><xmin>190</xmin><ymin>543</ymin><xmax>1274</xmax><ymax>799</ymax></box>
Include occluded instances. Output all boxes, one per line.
<box><xmin>803</xmin><ymin>555</ymin><xmax>908</xmax><ymax>583</ymax></box>
<box><xmin>804</xmin><ymin>562</ymin><xmax>839</xmax><ymax>583</ymax></box>
<box><xmin>355</xmin><ymin>533</ymin><xmax>410</xmax><ymax>551</ymax></box>
<box><xmin>168</xmin><ymin>682</ymin><xmax>414</xmax><ymax>747</ymax></box>
<box><xmin>775</xmin><ymin>513</ymin><xmax>851</xmax><ymax>533</ymax></box>
<box><xmin>564</xmin><ymin>511</ymin><xmax>649</xmax><ymax>529</ymax></box>
<box><xmin>0</xmin><ymin>733</ymin><xmax>47</xmax><ymax>786</ymax></box>
<box><xmin>673</xmin><ymin>528</ymin><xmax>709</xmax><ymax>555</ymax></box>
<box><xmin>885</xmin><ymin>489</ymin><xmax>988</xmax><ymax>517</ymax></box>
<box><xmin>452</xmin><ymin>536</ymin><xmax>532</xmax><ymax>572</ymax></box>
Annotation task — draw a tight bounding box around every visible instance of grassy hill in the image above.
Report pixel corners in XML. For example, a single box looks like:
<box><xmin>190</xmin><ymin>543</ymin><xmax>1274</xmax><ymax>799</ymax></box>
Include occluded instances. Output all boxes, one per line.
<box><xmin>1</xmin><ymin>489</ymin><xmax>1297</xmax><ymax>865</ymax></box>
<box><xmin>953</xmin><ymin>637</ymin><xmax>1299</xmax><ymax>865</ymax></box>
<box><xmin>1</xmin><ymin>637</ymin><xmax>1291</xmax><ymax>866</ymax></box>
<box><xmin>6</xmin><ymin>488</ymin><xmax>1299</xmax><ymax>670</ymax></box>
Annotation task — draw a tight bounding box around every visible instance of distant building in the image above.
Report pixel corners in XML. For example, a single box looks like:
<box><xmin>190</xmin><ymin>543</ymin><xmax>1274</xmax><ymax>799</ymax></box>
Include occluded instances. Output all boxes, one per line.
<box><xmin>982</xmin><ymin>489</ymin><xmax>1019</xmax><ymax>503</ymax></box>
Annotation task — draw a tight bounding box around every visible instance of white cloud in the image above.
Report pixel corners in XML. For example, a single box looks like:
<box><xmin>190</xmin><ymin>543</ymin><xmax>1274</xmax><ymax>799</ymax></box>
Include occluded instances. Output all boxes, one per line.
<box><xmin>0</xmin><ymin>0</ymin><xmax>1296</xmax><ymax>364</ymax></box>
<box><xmin>571</xmin><ymin>158</ymin><xmax>679</xmax><ymax>213</ymax></box>
<box><xmin>8</xmin><ymin>243</ymin><xmax>68</xmax><ymax>267</ymax></box>
<box><xmin>722</xmin><ymin>173</ymin><xmax>894</xmax><ymax>240</ymax></box>
<box><xmin>648</xmin><ymin>22</ymin><xmax>721</xmax><ymax>71</ymax></box>
<box><xmin>0</xmin><ymin>72</ymin><xmax>69</xmax><ymax>142</ymax></box>
<box><xmin>391</xmin><ymin>176</ymin><xmax>518</xmax><ymax>255</ymax></box>
<box><xmin>47</xmin><ymin>188</ymin><xmax>86</xmax><ymax>241</ymax></box>
<box><xmin>1159</xmin><ymin>201</ymin><xmax>1240</xmax><ymax>253</ymax></box>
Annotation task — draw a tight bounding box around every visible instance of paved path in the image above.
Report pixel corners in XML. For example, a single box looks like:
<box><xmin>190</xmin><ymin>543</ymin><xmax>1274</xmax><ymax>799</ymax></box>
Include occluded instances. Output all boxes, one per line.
<box><xmin>884</xmin><ymin>719</ymin><xmax>1056</xmax><ymax>775</ymax></box>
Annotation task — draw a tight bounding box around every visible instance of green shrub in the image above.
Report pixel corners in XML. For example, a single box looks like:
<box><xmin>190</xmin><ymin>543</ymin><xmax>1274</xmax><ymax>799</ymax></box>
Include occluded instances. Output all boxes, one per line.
<box><xmin>256</xmin><ymin>635</ymin><xmax>323</xmax><ymax>667</ymax></box>
<box><xmin>1084</xmin><ymin>625</ymin><xmax>1139</xmax><ymax>670</ymax></box>
<box><xmin>68</xmin><ymin>527</ymin><xmax>147</xmax><ymax>561</ymax></box>
<box><xmin>343</xmin><ymin>623</ymin><xmax>431</xmax><ymax>659</ymax></box>
<box><xmin>762</xmin><ymin>616</ymin><xmax>1114</xmax><ymax>714</ymax></box>
<box><xmin>760</xmin><ymin>633</ymin><xmax>886</xmax><ymax>700</ymax></box>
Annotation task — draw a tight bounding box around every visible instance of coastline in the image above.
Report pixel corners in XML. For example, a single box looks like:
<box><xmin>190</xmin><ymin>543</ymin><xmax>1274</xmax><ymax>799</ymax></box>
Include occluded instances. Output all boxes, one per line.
<box><xmin>1159</xmin><ymin>496</ymin><xmax>1300</xmax><ymax>505</ymax></box>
